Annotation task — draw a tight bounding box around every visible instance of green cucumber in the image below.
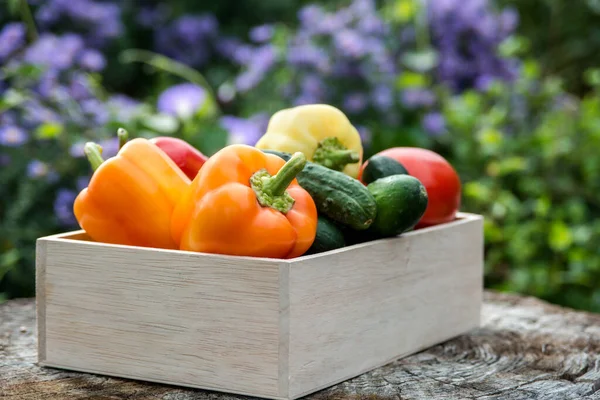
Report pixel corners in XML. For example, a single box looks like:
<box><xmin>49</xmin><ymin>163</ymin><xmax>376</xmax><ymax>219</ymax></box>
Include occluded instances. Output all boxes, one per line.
<box><xmin>361</xmin><ymin>155</ymin><xmax>409</xmax><ymax>185</ymax></box>
<box><xmin>306</xmin><ymin>216</ymin><xmax>346</xmax><ymax>254</ymax></box>
<box><xmin>262</xmin><ymin>149</ymin><xmax>377</xmax><ymax>230</ymax></box>
<box><xmin>366</xmin><ymin>175</ymin><xmax>428</xmax><ymax>238</ymax></box>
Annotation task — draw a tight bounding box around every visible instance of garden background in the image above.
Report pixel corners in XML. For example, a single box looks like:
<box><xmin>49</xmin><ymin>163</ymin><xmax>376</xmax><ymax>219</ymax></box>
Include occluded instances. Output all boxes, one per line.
<box><xmin>1</xmin><ymin>0</ymin><xmax>600</xmax><ymax>312</ymax></box>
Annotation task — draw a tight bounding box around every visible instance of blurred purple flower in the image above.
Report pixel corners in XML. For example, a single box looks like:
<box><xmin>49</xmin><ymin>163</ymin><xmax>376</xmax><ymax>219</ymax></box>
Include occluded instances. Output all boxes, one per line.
<box><xmin>343</xmin><ymin>93</ymin><xmax>368</xmax><ymax>114</ymax></box>
<box><xmin>35</xmin><ymin>0</ymin><xmax>123</xmax><ymax>48</ymax></box>
<box><xmin>54</xmin><ymin>189</ymin><xmax>78</xmax><ymax>226</ymax></box>
<box><xmin>220</xmin><ymin>114</ymin><xmax>270</xmax><ymax>146</ymax></box>
<box><xmin>475</xmin><ymin>74</ymin><xmax>496</xmax><ymax>91</ymax></box>
<box><xmin>78</xmin><ymin>49</ymin><xmax>106</xmax><ymax>71</ymax></box>
<box><xmin>294</xmin><ymin>94</ymin><xmax>323</xmax><ymax>106</ymax></box>
<box><xmin>24</xmin><ymin>33</ymin><xmax>85</xmax><ymax>71</ymax></box>
<box><xmin>26</xmin><ymin>160</ymin><xmax>51</xmax><ymax>178</ymax></box>
<box><xmin>287</xmin><ymin>43</ymin><xmax>330</xmax><ymax>72</ymax></box>
<box><xmin>22</xmin><ymin>99</ymin><xmax>61</xmax><ymax>127</ymax></box>
<box><xmin>76</xmin><ymin>176</ymin><xmax>90</xmax><ymax>191</ymax></box>
<box><xmin>427</xmin><ymin>0</ymin><xmax>520</xmax><ymax>91</ymax></box>
<box><xmin>69</xmin><ymin>73</ymin><xmax>94</xmax><ymax>100</ymax></box>
<box><xmin>371</xmin><ymin>85</ymin><xmax>394</xmax><ymax>111</ymax></box>
<box><xmin>155</xmin><ymin>14</ymin><xmax>219</xmax><ymax>67</ymax></box>
<box><xmin>0</xmin><ymin>111</ymin><xmax>17</xmax><ymax>126</ymax></box>
<box><xmin>400</xmin><ymin>89</ymin><xmax>436</xmax><ymax>109</ymax></box>
<box><xmin>250</xmin><ymin>24</ymin><xmax>275</xmax><ymax>43</ymax></box>
<box><xmin>234</xmin><ymin>45</ymin><xmax>277</xmax><ymax>92</ymax></box>
<box><xmin>137</xmin><ymin>3</ymin><xmax>171</xmax><ymax>27</ymax></box>
<box><xmin>80</xmin><ymin>98</ymin><xmax>110</xmax><ymax>125</ymax></box>
<box><xmin>0</xmin><ymin>23</ymin><xmax>26</xmax><ymax>62</ymax></box>
<box><xmin>105</xmin><ymin>94</ymin><xmax>143</xmax><ymax>122</ymax></box>
<box><xmin>98</xmin><ymin>137</ymin><xmax>120</xmax><ymax>159</ymax></box>
<box><xmin>334</xmin><ymin>29</ymin><xmax>368</xmax><ymax>58</ymax></box>
<box><xmin>0</xmin><ymin>126</ymin><xmax>28</xmax><ymax>147</ymax></box>
<box><xmin>301</xmin><ymin>75</ymin><xmax>325</xmax><ymax>98</ymax></box>
<box><xmin>69</xmin><ymin>141</ymin><xmax>86</xmax><ymax>158</ymax></box>
<box><xmin>422</xmin><ymin>112</ymin><xmax>446</xmax><ymax>135</ymax></box>
<box><xmin>356</xmin><ymin>125</ymin><xmax>372</xmax><ymax>146</ymax></box>
<box><xmin>157</xmin><ymin>83</ymin><xmax>207</xmax><ymax>119</ymax></box>
<box><xmin>298</xmin><ymin>5</ymin><xmax>325</xmax><ymax>27</ymax></box>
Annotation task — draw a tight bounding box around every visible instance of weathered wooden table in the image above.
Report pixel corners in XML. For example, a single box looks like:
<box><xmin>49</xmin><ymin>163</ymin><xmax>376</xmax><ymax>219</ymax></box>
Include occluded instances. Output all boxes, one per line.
<box><xmin>2</xmin><ymin>291</ymin><xmax>600</xmax><ymax>400</ymax></box>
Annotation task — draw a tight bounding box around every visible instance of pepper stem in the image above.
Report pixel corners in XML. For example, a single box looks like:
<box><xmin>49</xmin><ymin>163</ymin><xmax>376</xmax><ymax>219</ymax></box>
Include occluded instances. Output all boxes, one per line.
<box><xmin>312</xmin><ymin>137</ymin><xmax>360</xmax><ymax>171</ymax></box>
<box><xmin>84</xmin><ymin>142</ymin><xmax>104</xmax><ymax>171</ymax></box>
<box><xmin>118</xmin><ymin>128</ymin><xmax>129</xmax><ymax>149</ymax></box>
<box><xmin>250</xmin><ymin>152</ymin><xmax>307</xmax><ymax>214</ymax></box>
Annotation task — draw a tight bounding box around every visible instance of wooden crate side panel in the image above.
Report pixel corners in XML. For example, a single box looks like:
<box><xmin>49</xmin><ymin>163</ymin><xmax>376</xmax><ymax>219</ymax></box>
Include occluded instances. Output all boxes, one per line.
<box><xmin>41</xmin><ymin>239</ymin><xmax>283</xmax><ymax>398</ymax></box>
<box><xmin>288</xmin><ymin>217</ymin><xmax>484</xmax><ymax>398</ymax></box>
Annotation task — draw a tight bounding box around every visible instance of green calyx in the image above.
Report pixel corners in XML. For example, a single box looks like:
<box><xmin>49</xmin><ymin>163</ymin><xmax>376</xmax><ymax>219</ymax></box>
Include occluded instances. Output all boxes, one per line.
<box><xmin>84</xmin><ymin>142</ymin><xmax>104</xmax><ymax>171</ymax></box>
<box><xmin>250</xmin><ymin>151</ymin><xmax>307</xmax><ymax>214</ymax></box>
<box><xmin>312</xmin><ymin>137</ymin><xmax>360</xmax><ymax>171</ymax></box>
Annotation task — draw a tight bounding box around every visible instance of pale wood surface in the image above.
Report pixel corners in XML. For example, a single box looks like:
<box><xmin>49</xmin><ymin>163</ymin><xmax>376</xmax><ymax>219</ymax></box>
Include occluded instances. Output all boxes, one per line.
<box><xmin>3</xmin><ymin>292</ymin><xmax>600</xmax><ymax>399</ymax></box>
<box><xmin>38</xmin><ymin>238</ymin><xmax>284</xmax><ymax>399</ymax></box>
<box><xmin>287</xmin><ymin>215</ymin><xmax>483</xmax><ymax>398</ymax></box>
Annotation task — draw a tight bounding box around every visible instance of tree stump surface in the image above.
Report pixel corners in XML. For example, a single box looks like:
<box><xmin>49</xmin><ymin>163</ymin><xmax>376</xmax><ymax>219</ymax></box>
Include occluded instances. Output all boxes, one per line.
<box><xmin>2</xmin><ymin>291</ymin><xmax>600</xmax><ymax>400</ymax></box>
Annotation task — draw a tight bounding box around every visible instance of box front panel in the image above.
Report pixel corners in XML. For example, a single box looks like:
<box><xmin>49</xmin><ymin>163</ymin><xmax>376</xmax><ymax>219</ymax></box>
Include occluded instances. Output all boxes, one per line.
<box><xmin>288</xmin><ymin>216</ymin><xmax>484</xmax><ymax>398</ymax></box>
<box><xmin>41</xmin><ymin>240</ymin><xmax>282</xmax><ymax>398</ymax></box>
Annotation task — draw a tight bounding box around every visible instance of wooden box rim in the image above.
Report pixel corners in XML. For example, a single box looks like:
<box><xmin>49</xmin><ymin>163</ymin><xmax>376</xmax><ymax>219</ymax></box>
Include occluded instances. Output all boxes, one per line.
<box><xmin>37</xmin><ymin>212</ymin><xmax>483</xmax><ymax>263</ymax></box>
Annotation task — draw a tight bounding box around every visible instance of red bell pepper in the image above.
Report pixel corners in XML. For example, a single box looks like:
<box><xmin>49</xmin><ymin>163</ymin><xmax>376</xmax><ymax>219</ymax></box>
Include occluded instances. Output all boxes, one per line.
<box><xmin>150</xmin><ymin>137</ymin><xmax>209</xmax><ymax>180</ymax></box>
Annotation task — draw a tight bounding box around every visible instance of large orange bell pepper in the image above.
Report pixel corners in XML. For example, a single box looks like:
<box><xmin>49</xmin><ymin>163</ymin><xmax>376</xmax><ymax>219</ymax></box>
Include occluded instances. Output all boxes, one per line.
<box><xmin>171</xmin><ymin>144</ymin><xmax>318</xmax><ymax>258</ymax></box>
<box><xmin>74</xmin><ymin>129</ymin><xmax>191</xmax><ymax>249</ymax></box>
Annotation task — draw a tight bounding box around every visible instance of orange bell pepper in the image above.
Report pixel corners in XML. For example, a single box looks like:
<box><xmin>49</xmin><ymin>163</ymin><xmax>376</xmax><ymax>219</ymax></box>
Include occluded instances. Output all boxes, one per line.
<box><xmin>171</xmin><ymin>144</ymin><xmax>318</xmax><ymax>258</ymax></box>
<box><xmin>74</xmin><ymin>129</ymin><xmax>191</xmax><ymax>249</ymax></box>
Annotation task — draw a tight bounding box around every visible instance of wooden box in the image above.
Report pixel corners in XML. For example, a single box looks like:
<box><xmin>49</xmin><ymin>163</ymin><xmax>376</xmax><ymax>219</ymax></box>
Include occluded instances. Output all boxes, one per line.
<box><xmin>35</xmin><ymin>212</ymin><xmax>484</xmax><ymax>400</ymax></box>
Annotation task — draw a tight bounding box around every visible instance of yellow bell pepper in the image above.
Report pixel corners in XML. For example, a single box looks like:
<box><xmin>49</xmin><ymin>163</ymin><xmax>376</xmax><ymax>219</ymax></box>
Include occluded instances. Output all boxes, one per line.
<box><xmin>255</xmin><ymin>104</ymin><xmax>364</xmax><ymax>178</ymax></box>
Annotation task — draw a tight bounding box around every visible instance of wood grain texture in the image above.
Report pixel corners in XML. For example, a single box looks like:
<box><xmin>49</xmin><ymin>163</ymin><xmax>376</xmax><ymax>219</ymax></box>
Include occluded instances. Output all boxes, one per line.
<box><xmin>5</xmin><ymin>292</ymin><xmax>600</xmax><ymax>399</ymax></box>
<box><xmin>287</xmin><ymin>214</ymin><xmax>484</xmax><ymax>398</ymax></box>
<box><xmin>37</xmin><ymin>238</ymin><xmax>284</xmax><ymax>399</ymax></box>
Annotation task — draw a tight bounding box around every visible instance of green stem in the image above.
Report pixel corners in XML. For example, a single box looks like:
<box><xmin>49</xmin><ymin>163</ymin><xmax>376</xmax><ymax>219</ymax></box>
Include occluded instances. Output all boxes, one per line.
<box><xmin>118</xmin><ymin>128</ymin><xmax>129</xmax><ymax>149</ymax></box>
<box><xmin>312</xmin><ymin>137</ymin><xmax>360</xmax><ymax>171</ymax></box>
<box><xmin>84</xmin><ymin>142</ymin><xmax>104</xmax><ymax>171</ymax></box>
<box><xmin>19</xmin><ymin>0</ymin><xmax>38</xmax><ymax>42</ymax></box>
<box><xmin>119</xmin><ymin>49</ymin><xmax>221</xmax><ymax>115</ymax></box>
<box><xmin>325</xmin><ymin>149</ymin><xmax>360</xmax><ymax>166</ymax></box>
<box><xmin>263</xmin><ymin>152</ymin><xmax>307</xmax><ymax>196</ymax></box>
<box><xmin>250</xmin><ymin>152</ymin><xmax>307</xmax><ymax>214</ymax></box>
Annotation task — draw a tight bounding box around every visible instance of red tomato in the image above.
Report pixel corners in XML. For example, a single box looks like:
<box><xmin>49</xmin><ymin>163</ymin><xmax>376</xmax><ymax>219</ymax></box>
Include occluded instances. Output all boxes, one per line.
<box><xmin>359</xmin><ymin>147</ymin><xmax>461</xmax><ymax>227</ymax></box>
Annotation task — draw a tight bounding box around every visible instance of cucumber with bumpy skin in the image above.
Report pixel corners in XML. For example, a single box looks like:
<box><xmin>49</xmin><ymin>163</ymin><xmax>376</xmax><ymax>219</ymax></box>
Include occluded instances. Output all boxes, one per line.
<box><xmin>361</xmin><ymin>155</ymin><xmax>409</xmax><ymax>185</ymax></box>
<box><xmin>262</xmin><ymin>149</ymin><xmax>377</xmax><ymax>230</ymax></box>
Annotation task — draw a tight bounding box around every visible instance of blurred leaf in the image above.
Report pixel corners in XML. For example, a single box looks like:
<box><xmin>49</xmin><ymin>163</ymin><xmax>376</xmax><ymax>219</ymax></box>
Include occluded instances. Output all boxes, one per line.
<box><xmin>0</xmin><ymin>89</ymin><xmax>27</xmax><ymax>111</ymax></box>
<box><xmin>389</xmin><ymin>0</ymin><xmax>418</xmax><ymax>22</ymax></box>
<box><xmin>401</xmin><ymin>49</ymin><xmax>439</xmax><ymax>72</ymax></box>
<box><xmin>35</xmin><ymin>123</ymin><xmax>64</xmax><ymax>140</ymax></box>
<box><xmin>0</xmin><ymin>249</ymin><xmax>20</xmax><ymax>282</ymax></box>
<box><xmin>142</xmin><ymin>114</ymin><xmax>180</xmax><ymax>134</ymax></box>
<box><xmin>498</xmin><ymin>36</ymin><xmax>531</xmax><ymax>57</ymax></box>
<box><xmin>549</xmin><ymin>221</ymin><xmax>573</xmax><ymax>252</ymax></box>
<box><xmin>396</xmin><ymin>72</ymin><xmax>429</xmax><ymax>88</ymax></box>
<box><xmin>486</xmin><ymin>157</ymin><xmax>528</xmax><ymax>177</ymax></box>
<box><xmin>8</xmin><ymin>0</ymin><xmax>20</xmax><ymax>15</ymax></box>
<box><xmin>523</xmin><ymin>60</ymin><xmax>541</xmax><ymax>79</ymax></box>
<box><xmin>584</xmin><ymin>68</ymin><xmax>600</xmax><ymax>86</ymax></box>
